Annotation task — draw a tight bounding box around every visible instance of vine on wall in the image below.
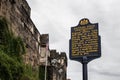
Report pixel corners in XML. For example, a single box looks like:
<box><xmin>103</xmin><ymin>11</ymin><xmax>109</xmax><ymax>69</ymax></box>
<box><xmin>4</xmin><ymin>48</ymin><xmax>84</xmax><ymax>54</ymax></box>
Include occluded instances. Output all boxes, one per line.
<box><xmin>0</xmin><ymin>17</ymin><xmax>38</xmax><ymax>80</ymax></box>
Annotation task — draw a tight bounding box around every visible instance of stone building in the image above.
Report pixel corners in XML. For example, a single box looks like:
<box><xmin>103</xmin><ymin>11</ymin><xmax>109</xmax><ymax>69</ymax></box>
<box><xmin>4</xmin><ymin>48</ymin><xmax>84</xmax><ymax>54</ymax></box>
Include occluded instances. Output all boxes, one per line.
<box><xmin>0</xmin><ymin>0</ymin><xmax>68</xmax><ymax>80</ymax></box>
<box><xmin>49</xmin><ymin>50</ymin><xmax>67</xmax><ymax>80</ymax></box>
<box><xmin>39</xmin><ymin>35</ymin><xmax>68</xmax><ymax>80</ymax></box>
<box><xmin>0</xmin><ymin>0</ymin><xmax>40</xmax><ymax>67</ymax></box>
<box><xmin>40</xmin><ymin>34</ymin><xmax>50</xmax><ymax>66</ymax></box>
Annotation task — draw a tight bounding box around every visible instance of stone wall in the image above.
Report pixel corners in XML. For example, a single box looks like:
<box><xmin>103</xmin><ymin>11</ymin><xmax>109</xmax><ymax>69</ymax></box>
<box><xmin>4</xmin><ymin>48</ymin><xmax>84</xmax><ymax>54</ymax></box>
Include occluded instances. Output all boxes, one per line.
<box><xmin>0</xmin><ymin>0</ymin><xmax>68</xmax><ymax>79</ymax></box>
<box><xmin>49</xmin><ymin>50</ymin><xmax>67</xmax><ymax>80</ymax></box>
<box><xmin>0</xmin><ymin>0</ymin><xmax>40</xmax><ymax>66</ymax></box>
<box><xmin>40</xmin><ymin>34</ymin><xmax>50</xmax><ymax>65</ymax></box>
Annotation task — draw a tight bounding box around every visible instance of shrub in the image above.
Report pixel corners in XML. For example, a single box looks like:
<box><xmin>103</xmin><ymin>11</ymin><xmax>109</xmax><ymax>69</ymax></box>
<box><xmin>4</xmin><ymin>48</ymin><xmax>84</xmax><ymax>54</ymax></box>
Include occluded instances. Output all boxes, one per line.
<box><xmin>0</xmin><ymin>51</ymin><xmax>24</xmax><ymax>80</ymax></box>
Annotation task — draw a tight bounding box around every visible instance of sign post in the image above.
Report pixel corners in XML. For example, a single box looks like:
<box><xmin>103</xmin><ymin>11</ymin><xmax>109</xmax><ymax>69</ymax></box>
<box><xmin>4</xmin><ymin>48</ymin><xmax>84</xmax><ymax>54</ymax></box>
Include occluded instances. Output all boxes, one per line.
<box><xmin>82</xmin><ymin>56</ymin><xmax>88</xmax><ymax>80</ymax></box>
<box><xmin>69</xmin><ymin>18</ymin><xmax>101</xmax><ymax>80</ymax></box>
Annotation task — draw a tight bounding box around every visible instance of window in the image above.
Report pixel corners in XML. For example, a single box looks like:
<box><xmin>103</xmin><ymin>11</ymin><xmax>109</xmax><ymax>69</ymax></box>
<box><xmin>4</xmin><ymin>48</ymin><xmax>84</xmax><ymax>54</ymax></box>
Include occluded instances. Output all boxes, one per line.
<box><xmin>9</xmin><ymin>0</ymin><xmax>15</xmax><ymax>4</ymax></box>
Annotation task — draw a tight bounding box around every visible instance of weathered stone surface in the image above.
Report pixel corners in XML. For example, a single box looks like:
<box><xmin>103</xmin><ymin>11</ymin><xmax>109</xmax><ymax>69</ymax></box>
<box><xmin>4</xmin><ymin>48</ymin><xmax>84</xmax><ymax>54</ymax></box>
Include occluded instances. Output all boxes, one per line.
<box><xmin>49</xmin><ymin>50</ymin><xmax>67</xmax><ymax>80</ymax></box>
<box><xmin>0</xmin><ymin>0</ymin><xmax>68</xmax><ymax>79</ymax></box>
<box><xmin>0</xmin><ymin>0</ymin><xmax>40</xmax><ymax>67</ymax></box>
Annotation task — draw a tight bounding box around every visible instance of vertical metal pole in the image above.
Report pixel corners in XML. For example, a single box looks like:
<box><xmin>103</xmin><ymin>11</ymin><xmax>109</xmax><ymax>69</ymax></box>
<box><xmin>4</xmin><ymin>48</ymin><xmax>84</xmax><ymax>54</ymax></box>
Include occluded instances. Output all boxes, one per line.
<box><xmin>45</xmin><ymin>51</ymin><xmax>48</xmax><ymax>80</ymax></box>
<box><xmin>82</xmin><ymin>56</ymin><xmax>88</xmax><ymax>80</ymax></box>
<box><xmin>82</xmin><ymin>62</ymin><xmax>88</xmax><ymax>80</ymax></box>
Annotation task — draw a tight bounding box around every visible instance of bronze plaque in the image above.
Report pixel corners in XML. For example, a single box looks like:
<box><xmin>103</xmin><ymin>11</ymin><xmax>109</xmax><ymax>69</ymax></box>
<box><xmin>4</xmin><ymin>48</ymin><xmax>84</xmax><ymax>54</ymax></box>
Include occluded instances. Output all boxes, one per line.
<box><xmin>70</xmin><ymin>18</ymin><xmax>101</xmax><ymax>59</ymax></box>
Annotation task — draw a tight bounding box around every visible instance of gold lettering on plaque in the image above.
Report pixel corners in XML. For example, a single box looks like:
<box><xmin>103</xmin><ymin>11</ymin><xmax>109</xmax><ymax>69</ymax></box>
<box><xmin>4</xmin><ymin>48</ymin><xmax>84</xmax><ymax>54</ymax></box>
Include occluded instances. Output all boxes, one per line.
<box><xmin>71</xmin><ymin>24</ymin><xmax>98</xmax><ymax>56</ymax></box>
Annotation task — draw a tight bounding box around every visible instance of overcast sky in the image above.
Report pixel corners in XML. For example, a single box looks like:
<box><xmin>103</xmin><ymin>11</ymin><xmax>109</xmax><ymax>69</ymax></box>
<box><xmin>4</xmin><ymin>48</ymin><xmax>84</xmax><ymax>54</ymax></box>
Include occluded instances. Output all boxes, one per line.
<box><xmin>26</xmin><ymin>0</ymin><xmax>120</xmax><ymax>80</ymax></box>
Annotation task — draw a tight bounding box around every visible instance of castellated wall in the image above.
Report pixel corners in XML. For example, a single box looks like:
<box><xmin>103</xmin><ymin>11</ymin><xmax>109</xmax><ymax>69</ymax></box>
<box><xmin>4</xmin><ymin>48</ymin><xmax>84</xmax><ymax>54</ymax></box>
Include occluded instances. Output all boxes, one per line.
<box><xmin>0</xmin><ymin>0</ymin><xmax>41</xmax><ymax>67</ymax></box>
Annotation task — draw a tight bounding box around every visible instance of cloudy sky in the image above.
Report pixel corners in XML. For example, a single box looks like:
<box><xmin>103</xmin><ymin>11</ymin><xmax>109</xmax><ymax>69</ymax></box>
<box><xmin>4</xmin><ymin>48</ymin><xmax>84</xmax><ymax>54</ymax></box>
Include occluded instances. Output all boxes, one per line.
<box><xmin>26</xmin><ymin>0</ymin><xmax>120</xmax><ymax>80</ymax></box>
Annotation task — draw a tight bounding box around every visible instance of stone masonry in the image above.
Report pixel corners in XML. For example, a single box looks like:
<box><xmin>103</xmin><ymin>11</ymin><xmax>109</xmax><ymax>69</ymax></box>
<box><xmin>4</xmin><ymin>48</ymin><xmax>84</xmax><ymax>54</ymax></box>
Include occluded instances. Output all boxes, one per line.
<box><xmin>0</xmin><ymin>0</ymin><xmax>40</xmax><ymax>67</ymax></box>
<box><xmin>0</xmin><ymin>0</ymin><xmax>68</xmax><ymax>80</ymax></box>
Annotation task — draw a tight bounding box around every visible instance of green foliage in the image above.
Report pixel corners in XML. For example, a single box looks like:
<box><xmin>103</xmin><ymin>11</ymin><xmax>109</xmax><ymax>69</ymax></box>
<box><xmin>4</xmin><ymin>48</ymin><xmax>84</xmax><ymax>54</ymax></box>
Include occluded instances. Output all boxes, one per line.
<box><xmin>39</xmin><ymin>66</ymin><xmax>45</xmax><ymax>80</ymax></box>
<box><xmin>21</xmin><ymin>65</ymin><xmax>39</xmax><ymax>80</ymax></box>
<box><xmin>39</xmin><ymin>66</ymin><xmax>49</xmax><ymax>80</ymax></box>
<box><xmin>0</xmin><ymin>17</ymin><xmax>39</xmax><ymax>80</ymax></box>
<box><xmin>0</xmin><ymin>17</ymin><xmax>26</xmax><ymax>61</ymax></box>
<box><xmin>0</xmin><ymin>51</ymin><xmax>24</xmax><ymax>80</ymax></box>
<box><xmin>0</xmin><ymin>17</ymin><xmax>25</xmax><ymax>80</ymax></box>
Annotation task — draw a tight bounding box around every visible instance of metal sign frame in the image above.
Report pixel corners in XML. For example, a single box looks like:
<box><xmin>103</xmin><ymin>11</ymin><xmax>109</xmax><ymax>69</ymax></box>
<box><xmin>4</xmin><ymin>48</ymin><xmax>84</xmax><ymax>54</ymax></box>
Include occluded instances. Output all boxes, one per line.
<box><xmin>69</xmin><ymin>18</ymin><xmax>101</xmax><ymax>63</ymax></box>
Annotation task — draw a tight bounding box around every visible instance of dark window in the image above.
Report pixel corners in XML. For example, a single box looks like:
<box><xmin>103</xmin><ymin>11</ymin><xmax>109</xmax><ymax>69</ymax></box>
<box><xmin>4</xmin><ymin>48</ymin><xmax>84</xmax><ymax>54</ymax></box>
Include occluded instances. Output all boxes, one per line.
<box><xmin>9</xmin><ymin>0</ymin><xmax>16</xmax><ymax>4</ymax></box>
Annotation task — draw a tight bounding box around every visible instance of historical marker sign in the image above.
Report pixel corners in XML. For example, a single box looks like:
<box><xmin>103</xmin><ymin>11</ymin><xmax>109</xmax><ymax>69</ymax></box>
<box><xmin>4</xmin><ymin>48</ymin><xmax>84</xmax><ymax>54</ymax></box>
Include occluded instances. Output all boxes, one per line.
<box><xmin>69</xmin><ymin>18</ymin><xmax>101</xmax><ymax>62</ymax></box>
